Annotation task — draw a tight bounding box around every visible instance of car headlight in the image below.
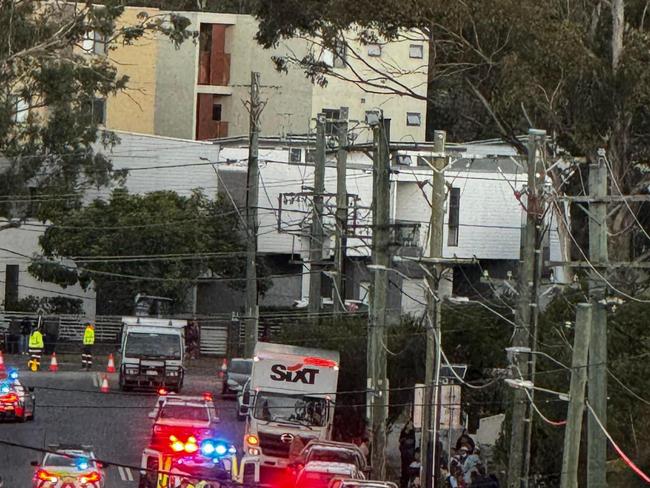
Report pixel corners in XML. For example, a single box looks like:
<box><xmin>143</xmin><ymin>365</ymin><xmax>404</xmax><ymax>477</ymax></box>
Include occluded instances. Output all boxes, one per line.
<box><xmin>126</xmin><ymin>368</ymin><xmax>139</xmax><ymax>375</ymax></box>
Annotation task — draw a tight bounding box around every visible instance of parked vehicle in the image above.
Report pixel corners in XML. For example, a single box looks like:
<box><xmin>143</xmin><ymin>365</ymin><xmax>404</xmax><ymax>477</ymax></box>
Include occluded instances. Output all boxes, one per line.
<box><xmin>0</xmin><ymin>375</ymin><xmax>35</xmax><ymax>422</ymax></box>
<box><xmin>222</xmin><ymin>358</ymin><xmax>253</xmax><ymax>395</ymax></box>
<box><xmin>329</xmin><ymin>480</ymin><xmax>398</xmax><ymax>488</ymax></box>
<box><xmin>236</xmin><ymin>378</ymin><xmax>251</xmax><ymax>421</ymax></box>
<box><xmin>118</xmin><ymin>317</ymin><xmax>186</xmax><ymax>392</ymax></box>
<box><xmin>298</xmin><ymin>440</ymin><xmax>368</xmax><ymax>473</ymax></box>
<box><xmin>238</xmin><ymin>342</ymin><xmax>340</xmax><ymax>485</ymax></box>
<box><xmin>295</xmin><ymin>461</ymin><xmax>364</xmax><ymax>488</ymax></box>
<box><xmin>31</xmin><ymin>445</ymin><xmax>104</xmax><ymax>488</ymax></box>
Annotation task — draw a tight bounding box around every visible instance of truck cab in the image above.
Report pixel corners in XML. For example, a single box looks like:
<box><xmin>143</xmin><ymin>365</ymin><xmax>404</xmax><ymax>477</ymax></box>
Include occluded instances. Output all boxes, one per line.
<box><xmin>239</xmin><ymin>342</ymin><xmax>340</xmax><ymax>485</ymax></box>
<box><xmin>118</xmin><ymin>317</ymin><xmax>186</xmax><ymax>392</ymax></box>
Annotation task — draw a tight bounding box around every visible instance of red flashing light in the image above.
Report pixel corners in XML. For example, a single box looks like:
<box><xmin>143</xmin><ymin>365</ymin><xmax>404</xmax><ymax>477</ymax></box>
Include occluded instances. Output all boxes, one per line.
<box><xmin>303</xmin><ymin>356</ymin><xmax>338</xmax><ymax>368</ymax></box>
<box><xmin>158</xmin><ymin>388</ymin><xmax>169</xmax><ymax>396</ymax></box>
<box><xmin>1</xmin><ymin>393</ymin><xmax>18</xmax><ymax>403</ymax></box>
<box><xmin>246</xmin><ymin>434</ymin><xmax>259</xmax><ymax>446</ymax></box>
<box><xmin>203</xmin><ymin>392</ymin><xmax>213</xmax><ymax>401</ymax></box>
<box><xmin>36</xmin><ymin>469</ymin><xmax>58</xmax><ymax>482</ymax></box>
<box><xmin>80</xmin><ymin>471</ymin><xmax>101</xmax><ymax>483</ymax></box>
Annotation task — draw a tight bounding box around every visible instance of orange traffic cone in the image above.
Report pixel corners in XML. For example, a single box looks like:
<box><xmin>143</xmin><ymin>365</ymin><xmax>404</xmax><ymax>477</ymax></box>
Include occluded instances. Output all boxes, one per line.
<box><xmin>106</xmin><ymin>353</ymin><xmax>116</xmax><ymax>373</ymax></box>
<box><xmin>219</xmin><ymin>358</ymin><xmax>227</xmax><ymax>379</ymax></box>
<box><xmin>49</xmin><ymin>353</ymin><xmax>58</xmax><ymax>372</ymax></box>
<box><xmin>100</xmin><ymin>375</ymin><xmax>109</xmax><ymax>393</ymax></box>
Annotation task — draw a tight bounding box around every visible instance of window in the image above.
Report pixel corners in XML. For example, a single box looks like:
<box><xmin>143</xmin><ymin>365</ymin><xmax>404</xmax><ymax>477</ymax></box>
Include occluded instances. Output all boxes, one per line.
<box><xmin>306</xmin><ymin>150</ymin><xmax>316</xmax><ymax>163</ymax></box>
<box><xmin>289</xmin><ymin>148</ymin><xmax>302</xmax><ymax>163</ymax></box>
<box><xmin>409</xmin><ymin>44</ymin><xmax>424</xmax><ymax>59</ymax></box>
<box><xmin>82</xmin><ymin>31</ymin><xmax>107</xmax><ymax>54</ymax></box>
<box><xmin>333</xmin><ymin>41</ymin><xmax>347</xmax><ymax>68</ymax></box>
<box><xmin>448</xmin><ymin>187</ymin><xmax>460</xmax><ymax>247</ymax></box>
<box><xmin>11</xmin><ymin>96</ymin><xmax>28</xmax><ymax>123</ymax></box>
<box><xmin>406</xmin><ymin>112</ymin><xmax>422</xmax><ymax>126</ymax></box>
<box><xmin>92</xmin><ymin>98</ymin><xmax>106</xmax><ymax>125</ymax></box>
<box><xmin>212</xmin><ymin>101</ymin><xmax>222</xmax><ymax>121</ymax></box>
<box><xmin>322</xmin><ymin>108</ymin><xmax>341</xmax><ymax>136</ymax></box>
<box><xmin>367</xmin><ymin>43</ymin><xmax>381</xmax><ymax>57</ymax></box>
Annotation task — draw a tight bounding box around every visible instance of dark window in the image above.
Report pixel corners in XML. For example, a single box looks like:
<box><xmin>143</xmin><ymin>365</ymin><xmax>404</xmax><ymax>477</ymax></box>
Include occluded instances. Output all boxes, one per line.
<box><xmin>306</xmin><ymin>150</ymin><xmax>316</xmax><ymax>163</ymax></box>
<box><xmin>212</xmin><ymin>102</ymin><xmax>222</xmax><ymax>121</ymax></box>
<box><xmin>4</xmin><ymin>264</ymin><xmax>19</xmax><ymax>310</ymax></box>
<box><xmin>406</xmin><ymin>112</ymin><xmax>422</xmax><ymax>126</ymax></box>
<box><xmin>322</xmin><ymin>108</ymin><xmax>341</xmax><ymax>136</ymax></box>
<box><xmin>290</xmin><ymin>148</ymin><xmax>302</xmax><ymax>163</ymax></box>
<box><xmin>448</xmin><ymin>187</ymin><xmax>460</xmax><ymax>247</ymax></box>
<box><xmin>92</xmin><ymin>98</ymin><xmax>106</xmax><ymax>125</ymax></box>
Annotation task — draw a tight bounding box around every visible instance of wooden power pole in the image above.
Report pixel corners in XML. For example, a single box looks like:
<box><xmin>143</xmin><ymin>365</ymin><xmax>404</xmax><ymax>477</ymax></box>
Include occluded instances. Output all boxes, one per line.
<box><xmin>560</xmin><ymin>303</ymin><xmax>592</xmax><ymax>488</ymax></box>
<box><xmin>587</xmin><ymin>150</ymin><xmax>608</xmax><ymax>488</ymax></box>
<box><xmin>368</xmin><ymin>116</ymin><xmax>391</xmax><ymax>480</ymax></box>
<box><xmin>243</xmin><ymin>71</ymin><xmax>261</xmax><ymax>357</ymax></box>
<box><xmin>507</xmin><ymin>128</ymin><xmax>546</xmax><ymax>488</ymax></box>
<box><xmin>334</xmin><ymin>107</ymin><xmax>349</xmax><ymax>314</ymax></box>
<box><xmin>308</xmin><ymin>114</ymin><xmax>327</xmax><ymax>316</ymax></box>
<box><xmin>421</xmin><ymin>130</ymin><xmax>446</xmax><ymax>488</ymax></box>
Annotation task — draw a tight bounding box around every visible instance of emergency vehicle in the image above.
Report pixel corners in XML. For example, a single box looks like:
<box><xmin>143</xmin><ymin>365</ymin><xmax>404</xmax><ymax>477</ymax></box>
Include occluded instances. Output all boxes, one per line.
<box><xmin>118</xmin><ymin>317</ymin><xmax>186</xmax><ymax>392</ymax></box>
<box><xmin>139</xmin><ymin>393</ymin><xmax>237</xmax><ymax>488</ymax></box>
<box><xmin>31</xmin><ymin>445</ymin><xmax>104</xmax><ymax>488</ymax></box>
<box><xmin>0</xmin><ymin>369</ymin><xmax>35</xmax><ymax>422</ymax></box>
<box><xmin>239</xmin><ymin>342</ymin><xmax>340</xmax><ymax>484</ymax></box>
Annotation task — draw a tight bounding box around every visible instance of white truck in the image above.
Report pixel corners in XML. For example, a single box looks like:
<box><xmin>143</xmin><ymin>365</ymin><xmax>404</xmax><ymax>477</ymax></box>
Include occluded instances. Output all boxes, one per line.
<box><xmin>239</xmin><ymin>342</ymin><xmax>340</xmax><ymax>484</ymax></box>
<box><xmin>118</xmin><ymin>316</ymin><xmax>187</xmax><ymax>392</ymax></box>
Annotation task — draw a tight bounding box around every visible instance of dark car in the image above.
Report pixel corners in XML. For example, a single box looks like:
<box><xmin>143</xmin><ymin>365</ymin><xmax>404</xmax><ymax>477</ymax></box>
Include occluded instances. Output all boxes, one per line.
<box><xmin>222</xmin><ymin>358</ymin><xmax>253</xmax><ymax>395</ymax></box>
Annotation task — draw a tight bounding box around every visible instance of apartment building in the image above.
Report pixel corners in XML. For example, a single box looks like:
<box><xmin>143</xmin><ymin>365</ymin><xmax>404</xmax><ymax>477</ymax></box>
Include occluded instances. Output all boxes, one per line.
<box><xmin>99</xmin><ymin>9</ymin><xmax>428</xmax><ymax>143</ymax></box>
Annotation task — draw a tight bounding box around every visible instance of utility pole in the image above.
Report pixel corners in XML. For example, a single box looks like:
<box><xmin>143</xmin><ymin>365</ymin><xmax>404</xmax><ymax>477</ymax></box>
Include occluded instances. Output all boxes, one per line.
<box><xmin>308</xmin><ymin>113</ymin><xmax>327</xmax><ymax>316</ymax></box>
<box><xmin>368</xmin><ymin>116</ymin><xmax>390</xmax><ymax>480</ymax></box>
<box><xmin>421</xmin><ymin>130</ymin><xmax>446</xmax><ymax>488</ymax></box>
<box><xmin>334</xmin><ymin>107</ymin><xmax>349</xmax><ymax>315</ymax></box>
<box><xmin>560</xmin><ymin>303</ymin><xmax>592</xmax><ymax>488</ymax></box>
<box><xmin>243</xmin><ymin>71</ymin><xmax>261</xmax><ymax>357</ymax></box>
<box><xmin>587</xmin><ymin>150</ymin><xmax>608</xmax><ymax>488</ymax></box>
<box><xmin>507</xmin><ymin>128</ymin><xmax>546</xmax><ymax>488</ymax></box>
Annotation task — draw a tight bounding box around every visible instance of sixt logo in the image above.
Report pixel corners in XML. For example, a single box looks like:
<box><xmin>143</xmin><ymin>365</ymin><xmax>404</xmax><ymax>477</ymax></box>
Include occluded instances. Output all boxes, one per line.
<box><xmin>270</xmin><ymin>363</ymin><xmax>320</xmax><ymax>384</ymax></box>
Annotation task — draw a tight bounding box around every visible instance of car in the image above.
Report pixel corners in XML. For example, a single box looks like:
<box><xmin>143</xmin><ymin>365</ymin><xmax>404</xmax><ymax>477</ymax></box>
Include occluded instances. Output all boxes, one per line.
<box><xmin>329</xmin><ymin>480</ymin><xmax>399</xmax><ymax>488</ymax></box>
<box><xmin>299</xmin><ymin>440</ymin><xmax>369</xmax><ymax>473</ymax></box>
<box><xmin>148</xmin><ymin>393</ymin><xmax>220</xmax><ymax>449</ymax></box>
<box><xmin>236</xmin><ymin>378</ymin><xmax>251</xmax><ymax>421</ymax></box>
<box><xmin>222</xmin><ymin>358</ymin><xmax>253</xmax><ymax>395</ymax></box>
<box><xmin>294</xmin><ymin>461</ymin><xmax>365</xmax><ymax>488</ymax></box>
<box><xmin>31</xmin><ymin>445</ymin><xmax>105</xmax><ymax>488</ymax></box>
<box><xmin>0</xmin><ymin>375</ymin><xmax>35</xmax><ymax>422</ymax></box>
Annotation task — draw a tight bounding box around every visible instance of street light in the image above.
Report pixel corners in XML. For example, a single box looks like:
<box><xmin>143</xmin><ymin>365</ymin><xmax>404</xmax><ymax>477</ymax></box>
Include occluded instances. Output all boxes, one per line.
<box><xmin>504</xmin><ymin>378</ymin><xmax>570</xmax><ymax>401</ymax></box>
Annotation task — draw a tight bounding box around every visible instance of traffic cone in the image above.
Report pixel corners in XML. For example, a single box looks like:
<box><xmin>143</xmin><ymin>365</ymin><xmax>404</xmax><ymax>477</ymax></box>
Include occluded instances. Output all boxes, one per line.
<box><xmin>106</xmin><ymin>353</ymin><xmax>116</xmax><ymax>373</ymax></box>
<box><xmin>219</xmin><ymin>358</ymin><xmax>227</xmax><ymax>379</ymax></box>
<box><xmin>49</xmin><ymin>353</ymin><xmax>58</xmax><ymax>372</ymax></box>
<box><xmin>100</xmin><ymin>375</ymin><xmax>109</xmax><ymax>393</ymax></box>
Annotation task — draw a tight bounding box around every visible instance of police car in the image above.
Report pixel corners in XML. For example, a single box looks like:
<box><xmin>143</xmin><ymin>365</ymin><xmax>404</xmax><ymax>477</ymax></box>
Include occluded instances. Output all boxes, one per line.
<box><xmin>0</xmin><ymin>370</ymin><xmax>35</xmax><ymax>422</ymax></box>
<box><xmin>31</xmin><ymin>445</ymin><xmax>105</xmax><ymax>488</ymax></box>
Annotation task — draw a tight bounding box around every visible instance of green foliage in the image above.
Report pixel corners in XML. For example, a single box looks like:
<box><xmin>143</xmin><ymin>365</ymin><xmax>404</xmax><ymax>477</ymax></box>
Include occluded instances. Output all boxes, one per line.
<box><xmin>28</xmin><ymin>190</ymin><xmax>248</xmax><ymax>315</ymax></box>
<box><xmin>0</xmin><ymin>0</ymin><xmax>193</xmax><ymax>220</ymax></box>
<box><xmin>9</xmin><ymin>295</ymin><xmax>84</xmax><ymax>315</ymax></box>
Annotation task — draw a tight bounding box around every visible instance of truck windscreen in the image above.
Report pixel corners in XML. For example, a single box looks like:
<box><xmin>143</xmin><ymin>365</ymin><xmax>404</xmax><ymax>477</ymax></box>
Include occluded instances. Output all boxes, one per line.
<box><xmin>125</xmin><ymin>332</ymin><xmax>181</xmax><ymax>359</ymax></box>
<box><xmin>253</xmin><ymin>392</ymin><xmax>327</xmax><ymax>427</ymax></box>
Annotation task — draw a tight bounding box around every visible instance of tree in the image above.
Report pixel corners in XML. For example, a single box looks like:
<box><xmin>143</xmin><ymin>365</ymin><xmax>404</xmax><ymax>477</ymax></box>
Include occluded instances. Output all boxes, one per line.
<box><xmin>250</xmin><ymin>0</ymin><xmax>650</xmax><ymax>270</ymax></box>
<box><xmin>0</xmin><ymin>0</ymin><xmax>193</xmax><ymax>220</ymax></box>
<box><xmin>28</xmin><ymin>189</ymin><xmax>248</xmax><ymax>314</ymax></box>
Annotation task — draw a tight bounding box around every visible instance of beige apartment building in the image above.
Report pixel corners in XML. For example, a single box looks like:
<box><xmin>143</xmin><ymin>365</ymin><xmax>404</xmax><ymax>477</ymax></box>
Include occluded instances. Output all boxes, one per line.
<box><xmin>98</xmin><ymin>9</ymin><xmax>428</xmax><ymax>142</ymax></box>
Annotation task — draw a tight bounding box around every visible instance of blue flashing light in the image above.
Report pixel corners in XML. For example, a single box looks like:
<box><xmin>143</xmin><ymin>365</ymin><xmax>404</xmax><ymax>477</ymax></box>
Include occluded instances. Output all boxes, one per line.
<box><xmin>75</xmin><ymin>457</ymin><xmax>90</xmax><ymax>471</ymax></box>
<box><xmin>214</xmin><ymin>443</ymin><xmax>228</xmax><ymax>456</ymax></box>
<box><xmin>200</xmin><ymin>439</ymin><xmax>232</xmax><ymax>458</ymax></box>
<box><xmin>0</xmin><ymin>384</ymin><xmax>9</xmax><ymax>394</ymax></box>
<box><xmin>8</xmin><ymin>369</ymin><xmax>18</xmax><ymax>380</ymax></box>
<box><xmin>200</xmin><ymin>440</ymin><xmax>216</xmax><ymax>456</ymax></box>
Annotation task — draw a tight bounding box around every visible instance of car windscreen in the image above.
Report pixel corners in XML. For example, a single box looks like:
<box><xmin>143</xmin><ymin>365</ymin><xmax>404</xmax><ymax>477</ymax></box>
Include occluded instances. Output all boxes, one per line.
<box><xmin>160</xmin><ymin>404</ymin><xmax>209</xmax><ymax>422</ymax></box>
<box><xmin>229</xmin><ymin>360</ymin><xmax>252</xmax><ymax>375</ymax></box>
<box><xmin>44</xmin><ymin>454</ymin><xmax>94</xmax><ymax>468</ymax></box>
<box><xmin>124</xmin><ymin>332</ymin><xmax>181</xmax><ymax>359</ymax></box>
<box><xmin>308</xmin><ymin>448</ymin><xmax>357</xmax><ymax>465</ymax></box>
<box><xmin>253</xmin><ymin>392</ymin><xmax>328</xmax><ymax>427</ymax></box>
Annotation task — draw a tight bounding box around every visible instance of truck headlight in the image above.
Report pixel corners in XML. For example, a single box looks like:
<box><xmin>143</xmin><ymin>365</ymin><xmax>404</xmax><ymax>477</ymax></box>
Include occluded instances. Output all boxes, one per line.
<box><xmin>167</xmin><ymin>370</ymin><xmax>179</xmax><ymax>377</ymax></box>
<box><xmin>247</xmin><ymin>448</ymin><xmax>260</xmax><ymax>456</ymax></box>
<box><xmin>126</xmin><ymin>368</ymin><xmax>138</xmax><ymax>375</ymax></box>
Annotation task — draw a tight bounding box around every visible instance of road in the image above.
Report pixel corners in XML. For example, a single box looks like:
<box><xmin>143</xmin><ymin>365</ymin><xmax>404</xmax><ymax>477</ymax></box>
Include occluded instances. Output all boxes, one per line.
<box><xmin>0</xmin><ymin>366</ymin><xmax>244</xmax><ymax>486</ymax></box>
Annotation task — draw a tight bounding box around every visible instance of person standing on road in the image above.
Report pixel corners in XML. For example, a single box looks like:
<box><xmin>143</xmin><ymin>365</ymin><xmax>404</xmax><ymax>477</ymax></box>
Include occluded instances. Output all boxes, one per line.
<box><xmin>82</xmin><ymin>322</ymin><xmax>95</xmax><ymax>370</ymax></box>
<box><xmin>19</xmin><ymin>317</ymin><xmax>32</xmax><ymax>355</ymax></box>
<box><xmin>28</xmin><ymin>326</ymin><xmax>44</xmax><ymax>371</ymax></box>
<box><xmin>399</xmin><ymin>420</ymin><xmax>417</xmax><ymax>488</ymax></box>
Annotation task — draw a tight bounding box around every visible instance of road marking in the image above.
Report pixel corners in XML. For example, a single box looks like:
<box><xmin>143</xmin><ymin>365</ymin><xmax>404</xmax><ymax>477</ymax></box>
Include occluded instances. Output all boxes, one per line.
<box><xmin>118</xmin><ymin>465</ymin><xmax>135</xmax><ymax>482</ymax></box>
<box><xmin>126</xmin><ymin>467</ymin><xmax>134</xmax><ymax>481</ymax></box>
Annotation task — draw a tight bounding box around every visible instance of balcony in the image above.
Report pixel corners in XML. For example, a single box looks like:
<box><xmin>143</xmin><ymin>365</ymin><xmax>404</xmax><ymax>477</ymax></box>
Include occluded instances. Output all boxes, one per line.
<box><xmin>198</xmin><ymin>52</ymin><xmax>231</xmax><ymax>86</ymax></box>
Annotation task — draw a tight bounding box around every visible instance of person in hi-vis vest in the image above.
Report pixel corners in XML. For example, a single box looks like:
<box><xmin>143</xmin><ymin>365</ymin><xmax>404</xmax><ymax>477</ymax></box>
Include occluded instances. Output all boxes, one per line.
<box><xmin>82</xmin><ymin>323</ymin><xmax>95</xmax><ymax>370</ymax></box>
<box><xmin>28</xmin><ymin>326</ymin><xmax>44</xmax><ymax>372</ymax></box>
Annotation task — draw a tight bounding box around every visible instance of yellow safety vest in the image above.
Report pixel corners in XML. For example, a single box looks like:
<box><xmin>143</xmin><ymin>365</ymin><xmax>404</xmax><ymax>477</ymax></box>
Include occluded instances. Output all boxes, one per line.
<box><xmin>83</xmin><ymin>326</ymin><xmax>95</xmax><ymax>345</ymax></box>
<box><xmin>29</xmin><ymin>331</ymin><xmax>44</xmax><ymax>349</ymax></box>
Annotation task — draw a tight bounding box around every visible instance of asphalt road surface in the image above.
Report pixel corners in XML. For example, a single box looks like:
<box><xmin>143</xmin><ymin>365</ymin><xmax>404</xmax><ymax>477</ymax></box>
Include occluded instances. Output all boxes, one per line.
<box><xmin>0</xmin><ymin>368</ymin><xmax>244</xmax><ymax>487</ymax></box>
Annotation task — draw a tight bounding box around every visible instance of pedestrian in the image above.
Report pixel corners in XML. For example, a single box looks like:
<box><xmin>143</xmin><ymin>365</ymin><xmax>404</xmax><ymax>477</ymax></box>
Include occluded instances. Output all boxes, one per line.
<box><xmin>6</xmin><ymin>318</ymin><xmax>21</xmax><ymax>354</ymax></box>
<box><xmin>462</xmin><ymin>447</ymin><xmax>482</xmax><ymax>485</ymax></box>
<box><xmin>185</xmin><ymin>320</ymin><xmax>200</xmax><ymax>359</ymax></box>
<box><xmin>19</xmin><ymin>317</ymin><xmax>32</xmax><ymax>355</ymax></box>
<box><xmin>28</xmin><ymin>326</ymin><xmax>44</xmax><ymax>371</ymax></box>
<box><xmin>81</xmin><ymin>322</ymin><xmax>95</xmax><ymax>370</ymax></box>
<box><xmin>441</xmin><ymin>465</ymin><xmax>458</xmax><ymax>488</ymax></box>
<box><xmin>399</xmin><ymin>419</ymin><xmax>417</xmax><ymax>488</ymax></box>
<box><xmin>43</xmin><ymin>316</ymin><xmax>60</xmax><ymax>355</ymax></box>
<box><xmin>407</xmin><ymin>447</ymin><xmax>422</xmax><ymax>488</ymax></box>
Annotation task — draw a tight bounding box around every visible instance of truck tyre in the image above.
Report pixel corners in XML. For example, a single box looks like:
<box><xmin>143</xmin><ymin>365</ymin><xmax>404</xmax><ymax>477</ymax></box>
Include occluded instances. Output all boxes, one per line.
<box><xmin>119</xmin><ymin>373</ymin><xmax>132</xmax><ymax>392</ymax></box>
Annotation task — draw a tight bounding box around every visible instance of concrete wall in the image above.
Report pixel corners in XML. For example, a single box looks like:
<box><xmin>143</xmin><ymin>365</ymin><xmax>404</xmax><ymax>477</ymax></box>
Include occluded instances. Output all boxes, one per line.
<box><xmin>106</xmin><ymin>7</ymin><xmax>160</xmax><ymax>134</ymax></box>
